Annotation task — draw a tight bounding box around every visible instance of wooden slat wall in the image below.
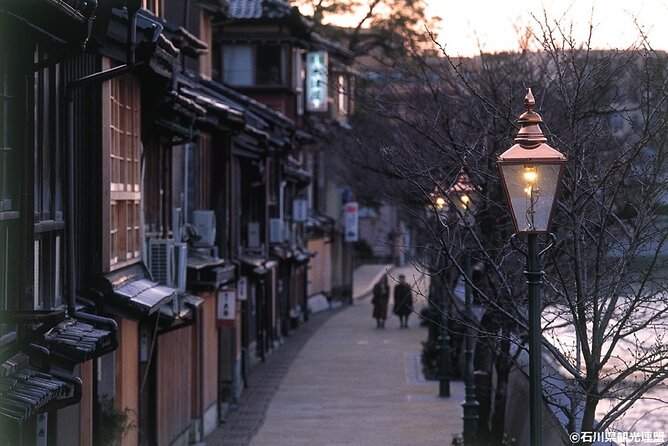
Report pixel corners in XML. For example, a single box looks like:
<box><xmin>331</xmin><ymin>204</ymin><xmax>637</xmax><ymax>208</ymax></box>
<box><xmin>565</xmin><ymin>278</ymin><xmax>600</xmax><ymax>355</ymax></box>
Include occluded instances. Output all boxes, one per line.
<box><xmin>116</xmin><ymin>318</ymin><xmax>139</xmax><ymax>446</ymax></box>
<box><xmin>307</xmin><ymin>238</ymin><xmax>331</xmax><ymax>295</ymax></box>
<box><xmin>157</xmin><ymin>326</ymin><xmax>193</xmax><ymax>446</ymax></box>
<box><xmin>79</xmin><ymin>360</ymin><xmax>93</xmax><ymax>446</ymax></box>
<box><xmin>203</xmin><ymin>295</ymin><xmax>218</xmax><ymax>409</ymax></box>
<box><xmin>191</xmin><ymin>311</ymin><xmax>202</xmax><ymax>418</ymax></box>
<box><xmin>190</xmin><ymin>294</ymin><xmax>218</xmax><ymax>419</ymax></box>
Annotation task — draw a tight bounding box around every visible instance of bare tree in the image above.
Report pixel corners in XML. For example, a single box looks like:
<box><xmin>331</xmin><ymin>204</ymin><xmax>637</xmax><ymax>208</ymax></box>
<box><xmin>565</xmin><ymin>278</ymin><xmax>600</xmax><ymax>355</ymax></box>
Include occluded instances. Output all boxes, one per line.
<box><xmin>289</xmin><ymin>0</ymin><xmax>438</xmax><ymax>58</ymax></box>
<box><xmin>328</xmin><ymin>11</ymin><xmax>668</xmax><ymax>445</ymax></box>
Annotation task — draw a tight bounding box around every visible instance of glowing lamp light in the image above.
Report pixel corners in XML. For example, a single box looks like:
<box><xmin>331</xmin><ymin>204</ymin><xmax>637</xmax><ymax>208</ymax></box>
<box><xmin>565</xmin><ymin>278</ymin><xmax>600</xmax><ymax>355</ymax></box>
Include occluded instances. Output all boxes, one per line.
<box><xmin>460</xmin><ymin>194</ymin><xmax>470</xmax><ymax>210</ymax></box>
<box><xmin>448</xmin><ymin>167</ymin><xmax>477</xmax><ymax>216</ymax></box>
<box><xmin>497</xmin><ymin>89</ymin><xmax>566</xmax><ymax>234</ymax></box>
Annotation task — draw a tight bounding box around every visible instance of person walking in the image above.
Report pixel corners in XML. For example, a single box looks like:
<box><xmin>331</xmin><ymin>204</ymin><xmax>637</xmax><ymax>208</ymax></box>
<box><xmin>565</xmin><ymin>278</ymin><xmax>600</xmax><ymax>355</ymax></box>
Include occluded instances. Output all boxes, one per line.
<box><xmin>371</xmin><ymin>274</ymin><xmax>390</xmax><ymax>328</ymax></box>
<box><xmin>393</xmin><ymin>274</ymin><xmax>413</xmax><ymax>328</ymax></box>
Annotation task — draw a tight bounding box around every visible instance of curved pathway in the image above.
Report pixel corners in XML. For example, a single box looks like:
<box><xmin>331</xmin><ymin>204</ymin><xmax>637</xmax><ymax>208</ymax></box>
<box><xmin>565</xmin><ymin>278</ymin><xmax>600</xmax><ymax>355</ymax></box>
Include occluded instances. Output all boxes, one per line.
<box><xmin>249</xmin><ymin>265</ymin><xmax>464</xmax><ymax>446</ymax></box>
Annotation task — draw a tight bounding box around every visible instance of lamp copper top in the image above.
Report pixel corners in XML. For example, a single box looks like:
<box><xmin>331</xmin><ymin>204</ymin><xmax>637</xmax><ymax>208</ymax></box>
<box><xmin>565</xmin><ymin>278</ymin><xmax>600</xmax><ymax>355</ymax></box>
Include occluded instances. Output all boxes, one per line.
<box><xmin>449</xmin><ymin>167</ymin><xmax>476</xmax><ymax>193</ymax></box>
<box><xmin>514</xmin><ymin>88</ymin><xmax>547</xmax><ymax>148</ymax></box>
<box><xmin>499</xmin><ymin>88</ymin><xmax>566</xmax><ymax>162</ymax></box>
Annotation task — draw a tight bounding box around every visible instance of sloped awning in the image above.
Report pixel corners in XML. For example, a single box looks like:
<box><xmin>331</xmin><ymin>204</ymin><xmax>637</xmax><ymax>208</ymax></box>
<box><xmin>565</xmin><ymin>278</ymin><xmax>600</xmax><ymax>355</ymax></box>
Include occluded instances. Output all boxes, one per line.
<box><xmin>186</xmin><ymin>250</ymin><xmax>226</xmax><ymax>270</ymax></box>
<box><xmin>96</xmin><ymin>7</ymin><xmax>164</xmax><ymax>63</ymax></box>
<box><xmin>1</xmin><ymin>0</ymin><xmax>92</xmax><ymax>46</ymax></box>
<box><xmin>41</xmin><ymin>315</ymin><xmax>117</xmax><ymax>365</ymax></box>
<box><xmin>186</xmin><ymin>251</ymin><xmax>236</xmax><ymax>289</ymax></box>
<box><xmin>284</xmin><ymin>161</ymin><xmax>311</xmax><ymax>185</ymax></box>
<box><xmin>0</xmin><ymin>309</ymin><xmax>118</xmax><ymax>424</ymax></box>
<box><xmin>0</xmin><ymin>310</ymin><xmax>117</xmax><ymax>368</ymax></box>
<box><xmin>305</xmin><ymin>212</ymin><xmax>335</xmax><ymax>231</ymax></box>
<box><xmin>270</xmin><ymin>245</ymin><xmax>293</xmax><ymax>260</ymax></box>
<box><xmin>293</xmin><ymin>247</ymin><xmax>315</xmax><ymax>264</ymax></box>
<box><xmin>156</xmin><ymin>293</ymin><xmax>203</xmax><ymax>329</ymax></box>
<box><xmin>180</xmin><ymin>85</ymin><xmax>245</xmax><ymax>129</ymax></box>
<box><xmin>236</xmin><ymin>254</ymin><xmax>278</xmax><ymax>275</ymax></box>
<box><xmin>114</xmin><ymin>279</ymin><xmax>177</xmax><ymax>316</ymax></box>
<box><xmin>0</xmin><ymin>366</ymin><xmax>80</xmax><ymax>423</ymax></box>
<box><xmin>90</xmin><ymin>263</ymin><xmax>179</xmax><ymax>319</ymax></box>
<box><xmin>270</xmin><ymin>246</ymin><xmax>314</xmax><ymax>264</ymax></box>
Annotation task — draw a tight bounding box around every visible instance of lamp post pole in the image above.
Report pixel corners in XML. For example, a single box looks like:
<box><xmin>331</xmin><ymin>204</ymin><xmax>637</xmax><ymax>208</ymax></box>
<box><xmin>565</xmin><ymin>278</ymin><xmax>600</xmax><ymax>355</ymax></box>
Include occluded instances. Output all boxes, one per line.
<box><xmin>526</xmin><ymin>234</ymin><xmax>543</xmax><ymax>446</ymax></box>
<box><xmin>497</xmin><ymin>88</ymin><xmax>566</xmax><ymax>446</ymax></box>
<box><xmin>430</xmin><ymin>183</ymin><xmax>451</xmax><ymax>398</ymax></box>
<box><xmin>427</xmin><ymin>238</ymin><xmax>439</xmax><ymax>345</ymax></box>
<box><xmin>439</xmin><ymin>266</ymin><xmax>450</xmax><ymax>397</ymax></box>
<box><xmin>461</xmin><ymin>248</ymin><xmax>478</xmax><ymax>445</ymax></box>
<box><xmin>448</xmin><ymin>167</ymin><xmax>479</xmax><ymax>444</ymax></box>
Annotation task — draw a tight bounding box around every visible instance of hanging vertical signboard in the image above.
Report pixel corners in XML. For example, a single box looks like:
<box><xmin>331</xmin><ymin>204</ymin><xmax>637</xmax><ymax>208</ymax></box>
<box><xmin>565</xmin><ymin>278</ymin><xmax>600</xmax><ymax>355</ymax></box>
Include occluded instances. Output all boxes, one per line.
<box><xmin>344</xmin><ymin>201</ymin><xmax>359</xmax><ymax>242</ymax></box>
<box><xmin>293</xmin><ymin>199</ymin><xmax>308</xmax><ymax>222</ymax></box>
<box><xmin>306</xmin><ymin>51</ymin><xmax>328</xmax><ymax>112</ymax></box>
<box><xmin>217</xmin><ymin>288</ymin><xmax>236</xmax><ymax>326</ymax></box>
<box><xmin>237</xmin><ymin>277</ymin><xmax>248</xmax><ymax>301</ymax></box>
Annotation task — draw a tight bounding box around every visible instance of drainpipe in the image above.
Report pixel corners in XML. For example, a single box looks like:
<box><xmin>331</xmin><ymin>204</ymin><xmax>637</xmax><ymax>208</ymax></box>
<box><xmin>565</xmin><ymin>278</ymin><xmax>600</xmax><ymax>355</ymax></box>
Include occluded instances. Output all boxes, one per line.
<box><xmin>279</xmin><ymin>180</ymin><xmax>287</xmax><ymax>223</ymax></box>
<box><xmin>65</xmin><ymin>4</ymin><xmax>140</xmax><ymax>315</ymax></box>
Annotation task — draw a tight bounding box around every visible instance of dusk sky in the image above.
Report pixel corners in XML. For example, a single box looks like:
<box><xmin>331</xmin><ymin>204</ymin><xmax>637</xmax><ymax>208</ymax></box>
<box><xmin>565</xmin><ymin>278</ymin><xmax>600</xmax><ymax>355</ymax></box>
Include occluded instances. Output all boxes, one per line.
<box><xmin>429</xmin><ymin>0</ymin><xmax>668</xmax><ymax>56</ymax></box>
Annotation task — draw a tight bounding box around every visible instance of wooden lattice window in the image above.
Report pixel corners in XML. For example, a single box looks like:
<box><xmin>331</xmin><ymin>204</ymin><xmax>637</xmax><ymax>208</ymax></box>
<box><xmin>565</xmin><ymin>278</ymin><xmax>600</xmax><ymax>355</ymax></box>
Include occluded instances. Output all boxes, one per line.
<box><xmin>32</xmin><ymin>43</ymin><xmax>65</xmax><ymax>309</ymax></box>
<box><xmin>109</xmin><ymin>74</ymin><xmax>141</xmax><ymax>268</ymax></box>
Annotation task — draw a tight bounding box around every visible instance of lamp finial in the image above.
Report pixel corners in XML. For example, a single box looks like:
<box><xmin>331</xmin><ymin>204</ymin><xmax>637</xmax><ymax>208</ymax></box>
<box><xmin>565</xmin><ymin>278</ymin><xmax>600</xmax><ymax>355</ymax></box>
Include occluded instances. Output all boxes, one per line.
<box><xmin>515</xmin><ymin>88</ymin><xmax>546</xmax><ymax>148</ymax></box>
<box><xmin>525</xmin><ymin>88</ymin><xmax>535</xmax><ymax>112</ymax></box>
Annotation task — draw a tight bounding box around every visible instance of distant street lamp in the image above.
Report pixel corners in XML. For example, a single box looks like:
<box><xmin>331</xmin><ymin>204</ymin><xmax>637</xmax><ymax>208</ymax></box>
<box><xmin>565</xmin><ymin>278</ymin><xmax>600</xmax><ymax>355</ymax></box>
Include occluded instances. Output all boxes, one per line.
<box><xmin>428</xmin><ymin>181</ymin><xmax>451</xmax><ymax>398</ymax></box>
<box><xmin>497</xmin><ymin>89</ymin><xmax>566</xmax><ymax>446</ymax></box>
<box><xmin>447</xmin><ymin>168</ymin><xmax>479</xmax><ymax>446</ymax></box>
<box><xmin>429</xmin><ymin>181</ymin><xmax>448</xmax><ymax>217</ymax></box>
<box><xmin>448</xmin><ymin>167</ymin><xmax>476</xmax><ymax>223</ymax></box>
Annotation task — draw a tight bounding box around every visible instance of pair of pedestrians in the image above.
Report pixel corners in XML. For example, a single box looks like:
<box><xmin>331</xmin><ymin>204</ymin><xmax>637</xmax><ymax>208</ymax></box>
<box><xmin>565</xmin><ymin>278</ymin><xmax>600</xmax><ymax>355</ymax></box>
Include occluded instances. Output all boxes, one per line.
<box><xmin>371</xmin><ymin>274</ymin><xmax>414</xmax><ymax>328</ymax></box>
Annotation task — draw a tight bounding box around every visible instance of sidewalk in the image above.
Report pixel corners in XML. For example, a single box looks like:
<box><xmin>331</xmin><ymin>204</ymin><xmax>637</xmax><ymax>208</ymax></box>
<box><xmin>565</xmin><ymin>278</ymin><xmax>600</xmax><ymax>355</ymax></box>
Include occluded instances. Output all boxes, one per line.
<box><xmin>352</xmin><ymin>263</ymin><xmax>393</xmax><ymax>299</ymax></box>
<box><xmin>205</xmin><ymin>263</ymin><xmax>464</xmax><ymax>446</ymax></box>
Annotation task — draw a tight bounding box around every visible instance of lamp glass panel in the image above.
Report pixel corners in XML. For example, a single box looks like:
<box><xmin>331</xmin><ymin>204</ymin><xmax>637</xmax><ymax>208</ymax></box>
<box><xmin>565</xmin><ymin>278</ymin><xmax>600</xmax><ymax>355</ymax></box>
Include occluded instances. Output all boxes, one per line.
<box><xmin>500</xmin><ymin>163</ymin><xmax>562</xmax><ymax>232</ymax></box>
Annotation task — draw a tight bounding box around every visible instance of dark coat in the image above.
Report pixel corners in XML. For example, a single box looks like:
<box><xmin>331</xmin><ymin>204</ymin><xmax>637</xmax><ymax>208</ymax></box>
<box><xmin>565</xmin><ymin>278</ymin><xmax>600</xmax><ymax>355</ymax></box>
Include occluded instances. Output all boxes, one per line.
<box><xmin>371</xmin><ymin>281</ymin><xmax>389</xmax><ymax>319</ymax></box>
<box><xmin>393</xmin><ymin>283</ymin><xmax>413</xmax><ymax>316</ymax></box>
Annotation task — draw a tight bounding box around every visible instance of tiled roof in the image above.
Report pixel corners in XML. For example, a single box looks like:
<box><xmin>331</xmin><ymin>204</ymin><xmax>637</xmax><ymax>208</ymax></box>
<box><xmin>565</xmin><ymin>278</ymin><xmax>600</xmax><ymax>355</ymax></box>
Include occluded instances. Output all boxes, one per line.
<box><xmin>227</xmin><ymin>0</ymin><xmax>294</xmax><ymax>20</ymax></box>
<box><xmin>180</xmin><ymin>86</ymin><xmax>245</xmax><ymax>124</ymax></box>
<box><xmin>0</xmin><ymin>368</ymin><xmax>73</xmax><ymax>423</ymax></box>
<box><xmin>114</xmin><ymin>279</ymin><xmax>176</xmax><ymax>315</ymax></box>
<box><xmin>227</xmin><ymin>0</ymin><xmax>264</xmax><ymax>19</ymax></box>
<box><xmin>42</xmin><ymin>319</ymin><xmax>112</xmax><ymax>364</ymax></box>
<box><xmin>200</xmin><ymin>78</ymin><xmax>294</xmax><ymax>128</ymax></box>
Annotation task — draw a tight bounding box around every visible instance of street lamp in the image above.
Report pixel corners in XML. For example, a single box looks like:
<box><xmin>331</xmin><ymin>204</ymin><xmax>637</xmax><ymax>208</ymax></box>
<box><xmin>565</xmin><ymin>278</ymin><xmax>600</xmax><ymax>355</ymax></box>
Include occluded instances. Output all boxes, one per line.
<box><xmin>428</xmin><ymin>181</ymin><xmax>451</xmax><ymax>398</ymax></box>
<box><xmin>448</xmin><ymin>167</ymin><xmax>476</xmax><ymax>223</ymax></box>
<box><xmin>429</xmin><ymin>182</ymin><xmax>448</xmax><ymax>217</ymax></box>
<box><xmin>497</xmin><ymin>88</ymin><xmax>566</xmax><ymax>446</ymax></box>
<box><xmin>447</xmin><ymin>168</ymin><xmax>479</xmax><ymax>446</ymax></box>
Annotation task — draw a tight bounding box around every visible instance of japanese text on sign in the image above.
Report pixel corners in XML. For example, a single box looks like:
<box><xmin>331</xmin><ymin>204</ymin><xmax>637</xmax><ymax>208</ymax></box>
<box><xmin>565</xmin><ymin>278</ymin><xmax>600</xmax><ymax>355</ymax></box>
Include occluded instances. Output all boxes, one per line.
<box><xmin>306</xmin><ymin>51</ymin><xmax>328</xmax><ymax>112</ymax></box>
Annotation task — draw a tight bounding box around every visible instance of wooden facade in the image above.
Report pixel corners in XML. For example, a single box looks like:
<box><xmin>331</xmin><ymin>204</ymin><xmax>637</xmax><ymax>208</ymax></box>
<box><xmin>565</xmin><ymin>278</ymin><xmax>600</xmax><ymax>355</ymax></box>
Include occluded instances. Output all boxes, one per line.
<box><xmin>116</xmin><ymin>318</ymin><xmax>140</xmax><ymax>446</ymax></box>
<box><xmin>157</xmin><ymin>327</ymin><xmax>193</xmax><ymax>446</ymax></box>
<box><xmin>1</xmin><ymin>0</ymin><xmax>355</xmax><ymax>444</ymax></box>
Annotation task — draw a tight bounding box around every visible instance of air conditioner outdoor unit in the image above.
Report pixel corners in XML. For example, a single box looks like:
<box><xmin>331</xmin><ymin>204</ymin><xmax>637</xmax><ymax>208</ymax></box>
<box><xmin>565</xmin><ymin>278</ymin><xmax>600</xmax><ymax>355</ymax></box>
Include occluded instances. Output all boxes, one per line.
<box><xmin>192</xmin><ymin>210</ymin><xmax>216</xmax><ymax>247</ymax></box>
<box><xmin>148</xmin><ymin>238</ymin><xmax>187</xmax><ymax>292</ymax></box>
<box><xmin>248</xmin><ymin>222</ymin><xmax>260</xmax><ymax>249</ymax></box>
<box><xmin>269</xmin><ymin>218</ymin><xmax>284</xmax><ymax>243</ymax></box>
<box><xmin>148</xmin><ymin>238</ymin><xmax>174</xmax><ymax>286</ymax></box>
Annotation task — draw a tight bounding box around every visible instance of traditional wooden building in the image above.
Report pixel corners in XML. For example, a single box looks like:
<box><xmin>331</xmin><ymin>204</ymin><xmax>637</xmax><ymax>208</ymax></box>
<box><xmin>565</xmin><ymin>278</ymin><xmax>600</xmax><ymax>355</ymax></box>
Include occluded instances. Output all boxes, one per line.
<box><xmin>1</xmin><ymin>0</ymin><xmax>357</xmax><ymax>444</ymax></box>
<box><xmin>221</xmin><ymin>0</ymin><xmax>355</xmax><ymax>312</ymax></box>
<box><xmin>0</xmin><ymin>2</ymin><xmax>161</xmax><ymax>444</ymax></box>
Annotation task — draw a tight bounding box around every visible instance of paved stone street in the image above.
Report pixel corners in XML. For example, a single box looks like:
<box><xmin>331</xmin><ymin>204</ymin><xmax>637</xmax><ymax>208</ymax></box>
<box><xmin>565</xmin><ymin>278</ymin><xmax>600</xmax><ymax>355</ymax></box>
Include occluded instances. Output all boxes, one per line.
<box><xmin>206</xmin><ymin>264</ymin><xmax>465</xmax><ymax>446</ymax></box>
